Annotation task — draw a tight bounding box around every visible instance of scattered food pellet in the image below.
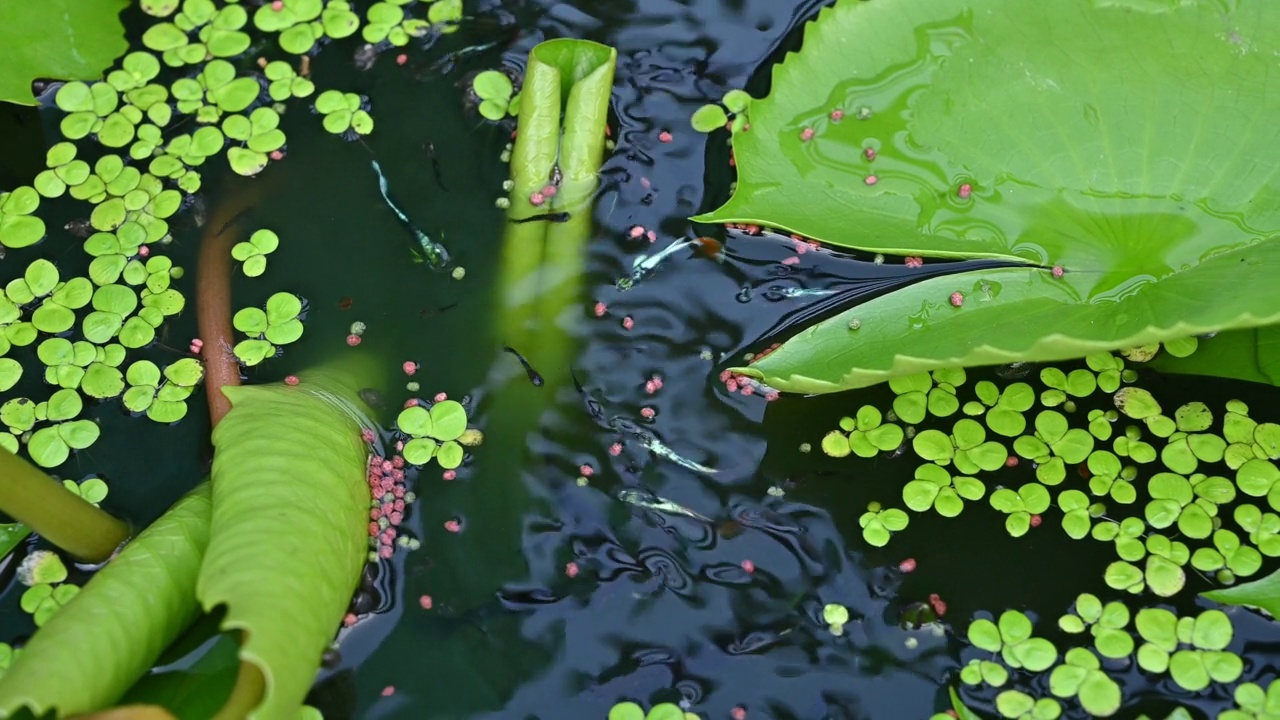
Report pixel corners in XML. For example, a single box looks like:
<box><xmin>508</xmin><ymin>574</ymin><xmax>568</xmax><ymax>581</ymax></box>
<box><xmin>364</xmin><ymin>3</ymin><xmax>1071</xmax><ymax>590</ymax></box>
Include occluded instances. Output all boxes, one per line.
<box><xmin>830</xmin><ymin>108</ymin><xmax>844</xmax><ymax>121</ymax></box>
<box><xmin>957</xmin><ymin>183</ymin><xmax>972</xmax><ymax>199</ymax></box>
<box><xmin>741</xmin><ymin>560</ymin><xmax>755</xmax><ymax>574</ymax></box>
<box><xmin>579</xmin><ymin>464</ymin><xmax>594</xmax><ymax>477</ymax></box>
<box><xmin>284</xmin><ymin>375</ymin><xmax>300</xmax><ymax>386</ymax></box>
<box><xmin>658</xmin><ymin>130</ymin><xmax>673</xmax><ymax>143</ymax></box>
<box><xmin>594</xmin><ymin>301</ymin><xmax>607</xmax><ymax>317</ymax></box>
<box><xmin>1052</xmin><ymin>265</ymin><xmax>1065</xmax><ymax>277</ymax></box>
<box><xmin>732</xmin><ymin>706</ymin><xmax>747</xmax><ymax>720</ymax></box>
<box><xmin>402</xmin><ymin>361</ymin><xmax>418</xmax><ymax>376</ymax></box>
<box><xmin>565</xmin><ymin>562</ymin><xmax>580</xmax><ymax>578</ymax></box>
<box><xmin>1029</xmin><ymin>514</ymin><xmax>1043</xmax><ymax>528</ymax></box>
<box><xmin>343</xmin><ymin>613</ymin><xmax>357</xmax><ymax>627</ymax></box>
<box><xmin>444</xmin><ymin>519</ymin><xmax>461</xmax><ymax>533</ymax></box>
<box><xmin>270</xmin><ymin>150</ymin><xmax>285</xmax><ymax>161</ymax></box>
<box><xmin>529</xmin><ymin>191</ymin><xmax>545</xmax><ymax>206</ymax></box>
<box><xmin>629</xmin><ymin>225</ymin><xmax>645</xmax><ymax>239</ymax></box>
<box><xmin>864</xmin><ymin>175</ymin><xmax>878</xmax><ymax>185</ymax></box>
<box><xmin>622</xmin><ymin>316</ymin><xmax>635</xmax><ymax>330</ymax></box>
<box><xmin>1005</xmin><ymin>456</ymin><xmax>1019</xmax><ymax>467</ymax></box>
<box><xmin>361</xmin><ymin>428</ymin><xmax>376</xmax><ymax>443</ymax></box>
<box><xmin>899</xmin><ymin>558</ymin><xmax>917</xmax><ymax>573</ymax></box>
<box><xmin>800</xmin><ymin>127</ymin><xmax>815</xmax><ymax>141</ymax></box>
<box><xmin>350</xmin><ymin>321</ymin><xmax>366</xmax><ymax>336</ymax></box>
<box><xmin>396</xmin><ymin>54</ymin><xmax>407</xmax><ymax>65</ymax></box>
<box><xmin>904</xmin><ymin>256</ymin><xmax>923</xmax><ymax>268</ymax></box>
<box><xmin>434</xmin><ymin>392</ymin><xmax>448</xmax><ymax>402</ymax></box>
<box><xmin>640</xmin><ymin>407</ymin><xmax>656</xmax><ymax>419</ymax></box>
<box><xmin>442</xmin><ymin>470</ymin><xmax>456</xmax><ymax>481</ymax></box>
<box><xmin>949</xmin><ymin>292</ymin><xmax>964</xmax><ymax>307</ymax></box>
<box><xmin>451</xmin><ymin>266</ymin><xmax>466</xmax><ymax>280</ymax></box>
<box><xmin>609</xmin><ymin>443</ymin><xmax>623</xmax><ymax>456</ymax></box>
<box><xmin>347</xmin><ymin>334</ymin><xmax>362</xmax><ymax>346</ymax></box>
<box><xmin>419</xmin><ymin>595</ymin><xmax>433</xmax><ymax>610</ymax></box>
<box><xmin>928</xmin><ymin>593</ymin><xmax>948</xmax><ymax>616</ymax></box>
<box><xmin>863</xmin><ymin>147</ymin><xmax>877</xmax><ymax>161</ymax></box>
<box><xmin>406</xmin><ymin>381</ymin><xmax>420</xmax><ymax>392</ymax></box>
<box><xmin>381</xmin><ymin>686</ymin><xmax>395</xmax><ymax>697</ymax></box>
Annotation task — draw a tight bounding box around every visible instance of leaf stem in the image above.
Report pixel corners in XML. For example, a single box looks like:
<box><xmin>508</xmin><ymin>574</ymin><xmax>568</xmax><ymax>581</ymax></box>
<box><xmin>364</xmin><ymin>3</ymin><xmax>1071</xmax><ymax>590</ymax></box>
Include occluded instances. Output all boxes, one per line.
<box><xmin>211</xmin><ymin>657</ymin><xmax>265</xmax><ymax>720</ymax></box>
<box><xmin>0</xmin><ymin>446</ymin><xmax>130</xmax><ymax>562</ymax></box>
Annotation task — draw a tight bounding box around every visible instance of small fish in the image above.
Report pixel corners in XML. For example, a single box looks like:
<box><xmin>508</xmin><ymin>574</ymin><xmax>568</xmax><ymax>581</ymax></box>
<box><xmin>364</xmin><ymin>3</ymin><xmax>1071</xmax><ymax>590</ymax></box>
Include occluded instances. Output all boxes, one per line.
<box><xmin>571</xmin><ymin>371</ymin><xmax>609</xmax><ymax>428</ymax></box>
<box><xmin>431</xmin><ymin>41</ymin><xmax>500</xmax><ymax>74</ymax></box>
<box><xmin>617</xmin><ymin>489</ymin><xmax>713</xmax><ymax>522</ymax></box>
<box><xmin>639</xmin><ymin>434</ymin><xmax>718</xmax><ymax>474</ymax></box>
<box><xmin>502</xmin><ymin>346</ymin><xmax>543</xmax><ymax>386</ymax></box>
<box><xmin>509</xmin><ymin>212</ymin><xmax>571</xmax><ymax>224</ymax></box>
<box><xmin>770</xmin><ymin>286</ymin><xmax>837</xmax><ymax>299</ymax></box>
<box><xmin>63</xmin><ymin>219</ymin><xmax>93</xmax><ymax>238</ymax></box>
<box><xmin>424</xmin><ymin>141</ymin><xmax>448</xmax><ymax>191</ymax></box>
<box><xmin>548</xmin><ymin>163</ymin><xmax>562</xmax><ymax>187</ymax></box>
<box><xmin>370</xmin><ymin>160</ymin><xmax>452</xmax><ymax>269</ymax></box>
<box><xmin>616</xmin><ymin>237</ymin><xmax>721</xmax><ymax>290</ymax></box>
<box><xmin>354</xmin><ymin>43</ymin><xmax>379</xmax><ymax>72</ymax></box>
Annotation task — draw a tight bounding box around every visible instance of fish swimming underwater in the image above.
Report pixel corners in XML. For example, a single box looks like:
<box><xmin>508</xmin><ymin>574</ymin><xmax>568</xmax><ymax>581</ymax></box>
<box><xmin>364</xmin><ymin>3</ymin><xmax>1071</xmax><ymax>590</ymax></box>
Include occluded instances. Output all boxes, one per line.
<box><xmin>370</xmin><ymin>159</ymin><xmax>452</xmax><ymax>269</ymax></box>
<box><xmin>617</xmin><ymin>488</ymin><xmax>713</xmax><ymax>522</ymax></box>
<box><xmin>615</xmin><ymin>237</ymin><xmax>722</xmax><ymax>291</ymax></box>
<box><xmin>502</xmin><ymin>345</ymin><xmax>544</xmax><ymax>386</ymax></box>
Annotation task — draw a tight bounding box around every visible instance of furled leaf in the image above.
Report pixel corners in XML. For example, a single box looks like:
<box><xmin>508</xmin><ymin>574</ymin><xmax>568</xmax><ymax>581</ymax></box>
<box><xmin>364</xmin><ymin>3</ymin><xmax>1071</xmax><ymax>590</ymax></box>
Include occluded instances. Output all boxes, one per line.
<box><xmin>197</xmin><ymin>370</ymin><xmax>372</xmax><ymax>719</ymax></box>
<box><xmin>0</xmin><ymin>0</ymin><xmax>130</xmax><ymax>105</ymax></box>
<box><xmin>700</xmin><ymin>0</ymin><xmax>1280</xmax><ymax>393</ymax></box>
<box><xmin>0</xmin><ymin>484</ymin><xmax>211</xmax><ymax>716</ymax></box>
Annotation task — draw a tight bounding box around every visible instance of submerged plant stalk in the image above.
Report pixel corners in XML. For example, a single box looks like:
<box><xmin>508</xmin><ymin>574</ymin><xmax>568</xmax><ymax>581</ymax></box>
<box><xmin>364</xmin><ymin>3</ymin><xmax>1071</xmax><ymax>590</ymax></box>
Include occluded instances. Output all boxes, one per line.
<box><xmin>0</xmin><ymin>447</ymin><xmax>130</xmax><ymax>562</ymax></box>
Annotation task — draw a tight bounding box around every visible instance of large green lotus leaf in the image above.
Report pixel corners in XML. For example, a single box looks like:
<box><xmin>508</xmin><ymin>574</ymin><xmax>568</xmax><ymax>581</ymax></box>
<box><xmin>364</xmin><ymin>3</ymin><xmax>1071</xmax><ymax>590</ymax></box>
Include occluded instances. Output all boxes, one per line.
<box><xmin>1149</xmin><ymin>327</ymin><xmax>1280</xmax><ymax>387</ymax></box>
<box><xmin>0</xmin><ymin>0</ymin><xmax>130</xmax><ymax>105</ymax></box>
<box><xmin>0</xmin><ymin>483</ymin><xmax>211</xmax><ymax>717</ymax></box>
<box><xmin>197</xmin><ymin>371</ymin><xmax>372</xmax><ymax>720</ymax></box>
<box><xmin>697</xmin><ymin>0</ymin><xmax>1280</xmax><ymax>393</ymax></box>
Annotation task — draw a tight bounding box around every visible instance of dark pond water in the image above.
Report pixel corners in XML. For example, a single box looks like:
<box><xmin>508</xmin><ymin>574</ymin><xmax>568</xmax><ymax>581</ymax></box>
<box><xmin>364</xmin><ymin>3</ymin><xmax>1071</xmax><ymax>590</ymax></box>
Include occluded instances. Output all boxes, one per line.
<box><xmin>4</xmin><ymin>1</ymin><xmax>1280</xmax><ymax>719</ymax></box>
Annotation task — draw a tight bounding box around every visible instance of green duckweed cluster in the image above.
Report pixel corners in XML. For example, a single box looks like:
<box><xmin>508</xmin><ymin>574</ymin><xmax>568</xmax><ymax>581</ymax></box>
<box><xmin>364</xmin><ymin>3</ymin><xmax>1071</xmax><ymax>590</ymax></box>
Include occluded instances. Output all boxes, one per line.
<box><xmin>816</xmin><ymin>337</ymin><xmax>1280</xmax><ymax>717</ymax></box>
<box><xmin>471</xmin><ymin>70</ymin><xmax>521</xmax><ymax>121</ymax></box>
<box><xmin>395</xmin><ymin>399</ymin><xmax>478</xmax><ymax>470</ymax></box>
<box><xmin>2</xmin><ymin>0</ymin><xmax>469</xmax><ymax>472</ymax></box>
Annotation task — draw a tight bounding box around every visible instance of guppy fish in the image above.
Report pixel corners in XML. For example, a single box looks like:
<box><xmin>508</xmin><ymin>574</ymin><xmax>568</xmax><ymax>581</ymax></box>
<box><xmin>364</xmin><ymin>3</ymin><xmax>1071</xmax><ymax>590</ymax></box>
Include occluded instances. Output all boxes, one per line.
<box><xmin>617</xmin><ymin>489</ymin><xmax>713</xmax><ymax>522</ymax></box>
<box><xmin>370</xmin><ymin>160</ymin><xmax>451</xmax><ymax>269</ymax></box>
<box><xmin>611</xmin><ymin>418</ymin><xmax>718</xmax><ymax>475</ymax></box>
<box><xmin>571</xmin><ymin>372</ymin><xmax>718</xmax><ymax>475</ymax></box>
<box><xmin>765</xmin><ymin>285</ymin><xmax>838</xmax><ymax>300</ymax></box>
<box><xmin>615</xmin><ymin>237</ymin><xmax>722</xmax><ymax>291</ymax></box>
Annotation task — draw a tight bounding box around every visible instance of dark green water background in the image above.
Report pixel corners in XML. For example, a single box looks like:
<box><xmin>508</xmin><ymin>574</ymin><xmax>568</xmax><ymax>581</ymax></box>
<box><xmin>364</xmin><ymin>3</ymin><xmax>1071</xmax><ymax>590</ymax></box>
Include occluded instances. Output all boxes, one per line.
<box><xmin>3</xmin><ymin>0</ymin><xmax>1280</xmax><ymax>718</ymax></box>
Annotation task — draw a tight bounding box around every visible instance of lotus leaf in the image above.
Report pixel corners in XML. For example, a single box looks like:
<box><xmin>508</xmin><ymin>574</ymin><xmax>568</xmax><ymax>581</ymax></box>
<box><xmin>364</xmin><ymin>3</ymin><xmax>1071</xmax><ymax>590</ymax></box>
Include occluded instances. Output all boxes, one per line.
<box><xmin>0</xmin><ymin>0</ymin><xmax>129</xmax><ymax>105</ymax></box>
<box><xmin>702</xmin><ymin>0</ymin><xmax>1280</xmax><ymax>394</ymax></box>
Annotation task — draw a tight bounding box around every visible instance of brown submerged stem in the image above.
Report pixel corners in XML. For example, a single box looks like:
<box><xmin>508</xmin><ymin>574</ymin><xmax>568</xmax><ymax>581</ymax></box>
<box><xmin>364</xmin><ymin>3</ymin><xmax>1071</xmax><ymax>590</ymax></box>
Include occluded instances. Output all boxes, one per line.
<box><xmin>197</xmin><ymin>189</ymin><xmax>253</xmax><ymax>428</ymax></box>
<box><xmin>0</xmin><ymin>446</ymin><xmax>131</xmax><ymax>562</ymax></box>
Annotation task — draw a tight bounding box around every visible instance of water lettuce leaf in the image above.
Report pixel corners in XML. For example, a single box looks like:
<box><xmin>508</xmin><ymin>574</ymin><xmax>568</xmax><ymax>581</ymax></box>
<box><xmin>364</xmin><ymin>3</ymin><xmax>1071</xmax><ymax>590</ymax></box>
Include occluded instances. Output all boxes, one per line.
<box><xmin>197</xmin><ymin>371</ymin><xmax>372</xmax><ymax>719</ymax></box>
<box><xmin>0</xmin><ymin>0</ymin><xmax>130</xmax><ymax>105</ymax></box>
<box><xmin>696</xmin><ymin>0</ymin><xmax>1280</xmax><ymax>393</ymax></box>
<box><xmin>0</xmin><ymin>483</ymin><xmax>211</xmax><ymax>717</ymax></box>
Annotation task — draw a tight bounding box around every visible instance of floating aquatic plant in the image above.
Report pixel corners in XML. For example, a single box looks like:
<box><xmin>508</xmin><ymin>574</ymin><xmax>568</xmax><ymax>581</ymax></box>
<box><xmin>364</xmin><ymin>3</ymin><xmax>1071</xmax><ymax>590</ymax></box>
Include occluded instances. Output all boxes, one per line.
<box><xmin>1047</xmin><ymin>647</ymin><xmax>1121</xmax><ymax>716</ymax></box>
<box><xmin>902</xmin><ymin>464</ymin><xmax>984</xmax><ymax>518</ymax></box>
<box><xmin>20</xmin><ymin>583</ymin><xmax>80</xmax><ymax>628</ymax></box>
<box><xmin>223</xmin><ymin>108</ymin><xmax>287</xmax><ymax>176</ymax></box>
<box><xmin>23</xmin><ymin>389</ymin><xmax>102</xmax><ymax>468</ymax></box>
<box><xmin>1134</xmin><ymin>608</ymin><xmax>1242</xmax><ymax>691</ymax></box>
<box><xmin>262</xmin><ymin>59</ymin><xmax>316</xmax><ymax>102</ymax></box>
<box><xmin>254</xmin><ymin>0</ymin><xmax>360</xmax><ymax>54</ymax></box>
<box><xmin>608</xmin><ymin>701</ymin><xmax>694</xmax><ymax>720</ymax></box>
<box><xmin>232</xmin><ymin>292</ymin><xmax>305</xmax><ymax>366</ymax></box>
<box><xmin>0</xmin><ymin>186</ymin><xmax>46</xmax><ymax>249</ymax></box>
<box><xmin>231</xmin><ymin>228</ymin><xmax>280</xmax><ymax>276</ymax></box>
<box><xmin>968</xmin><ymin>610</ymin><xmax>1058</xmax><ymax>673</ymax></box>
<box><xmin>822</xmin><ymin>602</ymin><xmax>849</xmax><ymax>636</ymax></box>
<box><xmin>396</xmin><ymin>399</ymin><xmax>470</xmax><ymax>469</ymax></box>
<box><xmin>313</xmin><ymin>89</ymin><xmax>374</xmax><ymax>137</ymax></box>
<box><xmin>122</xmin><ymin>358</ymin><xmax>204</xmax><ymax>423</ymax></box>
<box><xmin>690</xmin><ymin>89</ymin><xmax>752</xmax><ymax>134</ymax></box>
<box><xmin>857</xmin><ymin>501</ymin><xmax>908</xmax><ymax>547</ymax></box>
<box><xmin>362</xmin><ymin>0</ymin><xmax>429</xmax><ymax>46</ymax></box>
<box><xmin>1057</xmin><ymin>593</ymin><xmax>1132</xmax><ymax>660</ymax></box>
<box><xmin>992</xmin><ymin>691</ymin><xmax>1060</xmax><ymax>720</ymax></box>
<box><xmin>823</xmin><ymin>405</ymin><xmax>903</xmax><ymax>458</ymax></box>
<box><xmin>471</xmin><ymin>70</ymin><xmax>520</xmax><ymax>121</ymax></box>
<box><xmin>987</xmin><ymin>483</ymin><xmax>1049</xmax><ymax>538</ymax></box>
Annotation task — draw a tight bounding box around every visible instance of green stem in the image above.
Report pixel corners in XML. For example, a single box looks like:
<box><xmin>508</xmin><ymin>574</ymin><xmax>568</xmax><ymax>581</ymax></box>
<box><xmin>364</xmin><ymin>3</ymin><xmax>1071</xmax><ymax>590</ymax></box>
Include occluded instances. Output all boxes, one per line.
<box><xmin>0</xmin><ymin>446</ymin><xmax>131</xmax><ymax>562</ymax></box>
